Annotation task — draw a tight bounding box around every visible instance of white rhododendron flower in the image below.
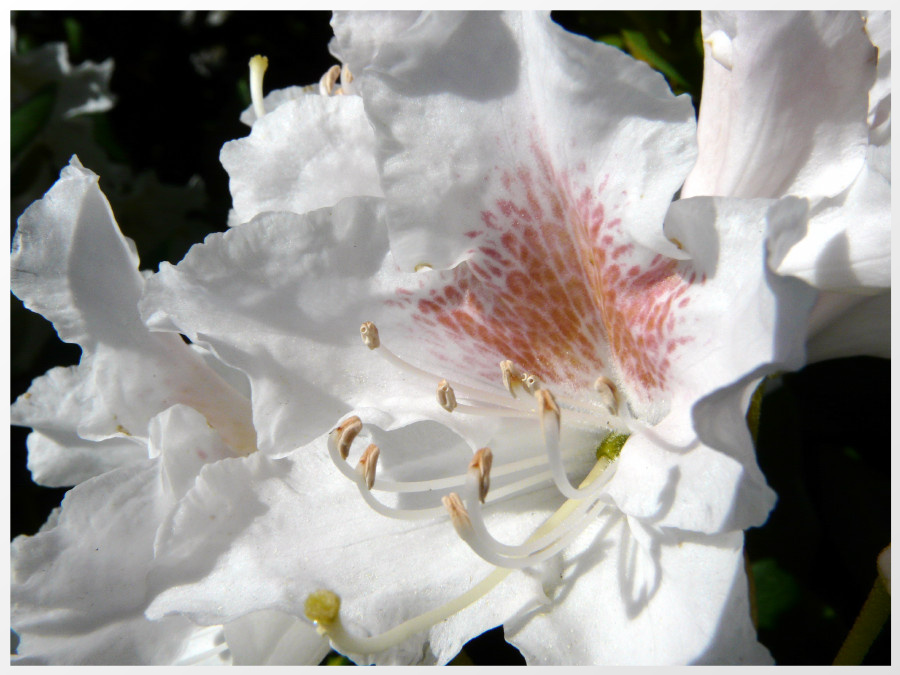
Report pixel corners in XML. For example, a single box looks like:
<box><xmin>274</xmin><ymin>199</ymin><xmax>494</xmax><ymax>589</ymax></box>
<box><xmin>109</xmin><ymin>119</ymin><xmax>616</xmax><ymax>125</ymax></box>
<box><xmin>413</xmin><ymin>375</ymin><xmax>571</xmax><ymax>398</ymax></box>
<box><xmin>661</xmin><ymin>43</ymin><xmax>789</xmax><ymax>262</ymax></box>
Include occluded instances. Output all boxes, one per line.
<box><xmin>130</xmin><ymin>12</ymin><xmax>817</xmax><ymax>665</ymax></box>
<box><xmin>682</xmin><ymin>11</ymin><xmax>891</xmax><ymax>363</ymax></box>
<box><xmin>13</xmin><ymin>10</ymin><xmax>842</xmax><ymax>666</ymax></box>
<box><xmin>10</xmin><ymin>160</ymin><xmax>329</xmax><ymax>665</ymax></box>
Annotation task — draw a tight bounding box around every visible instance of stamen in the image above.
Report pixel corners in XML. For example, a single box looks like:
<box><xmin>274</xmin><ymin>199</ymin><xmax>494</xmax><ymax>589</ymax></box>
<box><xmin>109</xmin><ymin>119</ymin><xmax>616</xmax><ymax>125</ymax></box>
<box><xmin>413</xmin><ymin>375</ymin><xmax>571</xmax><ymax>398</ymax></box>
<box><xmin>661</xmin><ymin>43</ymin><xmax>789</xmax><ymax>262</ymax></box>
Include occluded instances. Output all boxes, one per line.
<box><xmin>441</xmin><ymin>492</ymin><xmax>472</xmax><ymax>533</ymax></box>
<box><xmin>249</xmin><ymin>54</ymin><xmax>269</xmax><ymax>120</ymax></box>
<box><xmin>326</xmin><ymin>414</ymin><xmax>551</xmax><ymax>496</ymax></box>
<box><xmin>461</xmin><ymin>459</ymin><xmax>611</xmax><ymax>560</ymax></box>
<box><xmin>447</xmin><ymin>449</ymin><xmax>616</xmax><ymax>569</ymax></box>
<box><xmin>360</xmin><ymin>323</ymin><xmax>534</xmax><ymax>414</ymax></box>
<box><xmin>500</xmin><ymin>359</ymin><xmax>525</xmax><ymax>397</ymax></box>
<box><xmin>437</xmin><ymin>380</ymin><xmax>457</xmax><ymax>412</ymax></box>
<box><xmin>593</xmin><ymin>375</ymin><xmax>619</xmax><ymax>414</ymax></box>
<box><xmin>308</xmin><ymin>459</ymin><xmax>614</xmax><ymax>656</ymax></box>
<box><xmin>357</xmin><ymin>444</ymin><xmax>380</xmax><ymax>490</ymax></box>
<box><xmin>328</xmin><ymin>416</ymin><xmax>363</xmax><ymax>460</ymax></box>
<box><xmin>318</xmin><ymin>64</ymin><xmax>341</xmax><ymax>96</ymax></box>
<box><xmin>536</xmin><ymin>388</ymin><xmax>561</xmax><ymax>427</ymax></box>
<box><xmin>450</xmin><ymin>403</ymin><xmax>536</xmax><ymax>419</ymax></box>
<box><xmin>522</xmin><ymin>372</ymin><xmax>542</xmax><ymax>395</ymax></box>
<box><xmin>360</xmin><ymin>321</ymin><xmax>380</xmax><ymax>349</ymax></box>
<box><xmin>537</xmin><ymin>388</ymin><xmax>614</xmax><ymax>500</ymax></box>
<box><xmin>340</xmin><ymin>64</ymin><xmax>354</xmax><ymax>87</ymax></box>
<box><xmin>469</xmin><ymin>448</ymin><xmax>492</xmax><ymax>502</ymax></box>
<box><xmin>455</xmin><ymin>497</ymin><xmax>609</xmax><ymax>569</ymax></box>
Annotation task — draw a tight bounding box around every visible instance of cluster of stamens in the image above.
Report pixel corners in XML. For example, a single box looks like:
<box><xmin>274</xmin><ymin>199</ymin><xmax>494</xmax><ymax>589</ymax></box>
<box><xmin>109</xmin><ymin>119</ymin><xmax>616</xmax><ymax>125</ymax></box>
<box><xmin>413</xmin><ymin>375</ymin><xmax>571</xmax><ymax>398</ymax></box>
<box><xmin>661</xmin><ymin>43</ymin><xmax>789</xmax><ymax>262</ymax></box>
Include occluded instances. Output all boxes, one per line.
<box><xmin>318</xmin><ymin>63</ymin><xmax>355</xmax><ymax>96</ymax></box>
<box><xmin>307</xmin><ymin>321</ymin><xmax>637</xmax><ymax>657</ymax></box>
<box><xmin>307</xmin><ymin>322</ymin><xmax>642</xmax><ymax>654</ymax></box>
<box><xmin>247</xmin><ymin>55</ymin><xmax>355</xmax><ymax>122</ymax></box>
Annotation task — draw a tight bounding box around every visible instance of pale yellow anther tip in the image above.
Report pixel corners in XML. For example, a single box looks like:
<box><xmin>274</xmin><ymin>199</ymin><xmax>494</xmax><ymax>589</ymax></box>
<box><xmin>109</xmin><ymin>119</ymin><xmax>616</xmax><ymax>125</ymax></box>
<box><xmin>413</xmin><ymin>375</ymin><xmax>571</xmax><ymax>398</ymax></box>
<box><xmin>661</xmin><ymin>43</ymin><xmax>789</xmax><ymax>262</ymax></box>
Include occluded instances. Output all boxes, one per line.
<box><xmin>305</xmin><ymin>589</ymin><xmax>341</xmax><ymax>626</ymax></box>
<box><xmin>319</xmin><ymin>64</ymin><xmax>341</xmax><ymax>96</ymax></box>
<box><xmin>469</xmin><ymin>448</ymin><xmax>493</xmax><ymax>503</ymax></box>
<box><xmin>358</xmin><ymin>443</ymin><xmax>380</xmax><ymax>489</ymax></box>
<box><xmin>522</xmin><ymin>373</ymin><xmax>542</xmax><ymax>395</ymax></box>
<box><xmin>330</xmin><ymin>416</ymin><xmax>363</xmax><ymax>460</ymax></box>
<box><xmin>593</xmin><ymin>375</ymin><xmax>619</xmax><ymax>413</ymax></box>
<box><xmin>437</xmin><ymin>379</ymin><xmax>457</xmax><ymax>412</ymax></box>
<box><xmin>442</xmin><ymin>492</ymin><xmax>472</xmax><ymax>532</ymax></box>
<box><xmin>360</xmin><ymin>322</ymin><xmax>380</xmax><ymax>350</ymax></box>
<box><xmin>500</xmin><ymin>360</ymin><xmax>523</xmax><ymax>398</ymax></box>
<box><xmin>536</xmin><ymin>389</ymin><xmax>561</xmax><ymax>426</ymax></box>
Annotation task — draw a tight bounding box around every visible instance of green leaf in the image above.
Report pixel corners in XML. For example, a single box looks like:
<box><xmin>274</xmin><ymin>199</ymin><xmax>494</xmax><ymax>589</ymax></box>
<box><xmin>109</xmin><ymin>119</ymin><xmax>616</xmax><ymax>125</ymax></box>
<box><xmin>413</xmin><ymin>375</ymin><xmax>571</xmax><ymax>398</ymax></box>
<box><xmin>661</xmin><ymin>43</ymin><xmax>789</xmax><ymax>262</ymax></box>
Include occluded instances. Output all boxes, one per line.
<box><xmin>11</xmin><ymin>84</ymin><xmax>57</xmax><ymax>160</ymax></box>
<box><xmin>752</xmin><ymin>558</ymin><xmax>802</xmax><ymax>631</ymax></box>
<box><xmin>620</xmin><ymin>29</ymin><xmax>690</xmax><ymax>93</ymax></box>
<box><xmin>324</xmin><ymin>653</ymin><xmax>352</xmax><ymax>666</ymax></box>
<box><xmin>64</xmin><ymin>17</ymin><xmax>83</xmax><ymax>59</ymax></box>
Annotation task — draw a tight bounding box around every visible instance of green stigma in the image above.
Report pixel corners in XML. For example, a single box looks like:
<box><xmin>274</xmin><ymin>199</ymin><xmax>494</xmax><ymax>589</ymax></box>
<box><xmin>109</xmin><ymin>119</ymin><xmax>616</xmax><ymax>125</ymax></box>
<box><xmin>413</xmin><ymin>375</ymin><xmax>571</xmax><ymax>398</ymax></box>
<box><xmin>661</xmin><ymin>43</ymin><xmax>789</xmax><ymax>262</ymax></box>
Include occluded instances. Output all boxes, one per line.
<box><xmin>305</xmin><ymin>589</ymin><xmax>341</xmax><ymax>626</ymax></box>
<box><xmin>596</xmin><ymin>432</ymin><xmax>629</xmax><ymax>461</ymax></box>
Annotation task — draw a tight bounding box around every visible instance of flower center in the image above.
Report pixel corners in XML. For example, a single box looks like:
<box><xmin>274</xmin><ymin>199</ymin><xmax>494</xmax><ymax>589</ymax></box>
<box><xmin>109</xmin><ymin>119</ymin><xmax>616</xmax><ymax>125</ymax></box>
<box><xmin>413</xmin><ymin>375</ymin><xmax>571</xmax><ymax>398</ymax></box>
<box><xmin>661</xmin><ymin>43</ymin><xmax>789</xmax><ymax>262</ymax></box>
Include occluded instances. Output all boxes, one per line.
<box><xmin>308</xmin><ymin>321</ymin><xmax>640</xmax><ymax>657</ymax></box>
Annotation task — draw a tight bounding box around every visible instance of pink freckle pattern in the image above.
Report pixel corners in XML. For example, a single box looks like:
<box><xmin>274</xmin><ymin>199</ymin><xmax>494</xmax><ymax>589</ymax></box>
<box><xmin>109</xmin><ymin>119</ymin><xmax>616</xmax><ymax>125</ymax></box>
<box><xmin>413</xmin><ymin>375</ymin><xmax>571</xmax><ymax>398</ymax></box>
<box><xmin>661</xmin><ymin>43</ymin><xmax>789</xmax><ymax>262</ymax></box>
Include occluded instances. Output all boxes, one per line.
<box><xmin>392</xmin><ymin>142</ymin><xmax>695</xmax><ymax>397</ymax></box>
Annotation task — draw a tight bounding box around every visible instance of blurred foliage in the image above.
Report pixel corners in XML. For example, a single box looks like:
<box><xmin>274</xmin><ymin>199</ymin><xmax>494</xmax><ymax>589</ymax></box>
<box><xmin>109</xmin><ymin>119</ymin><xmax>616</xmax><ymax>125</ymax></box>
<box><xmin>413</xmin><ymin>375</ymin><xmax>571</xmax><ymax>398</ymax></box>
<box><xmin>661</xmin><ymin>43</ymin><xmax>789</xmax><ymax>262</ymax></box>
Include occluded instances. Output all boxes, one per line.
<box><xmin>553</xmin><ymin>11</ymin><xmax>703</xmax><ymax>105</ymax></box>
<box><xmin>10</xmin><ymin>10</ymin><xmax>889</xmax><ymax>667</ymax></box>
<box><xmin>10</xmin><ymin>84</ymin><xmax>56</xmax><ymax>158</ymax></box>
<box><xmin>748</xmin><ymin>358</ymin><xmax>889</xmax><ymax>664</ymax></box>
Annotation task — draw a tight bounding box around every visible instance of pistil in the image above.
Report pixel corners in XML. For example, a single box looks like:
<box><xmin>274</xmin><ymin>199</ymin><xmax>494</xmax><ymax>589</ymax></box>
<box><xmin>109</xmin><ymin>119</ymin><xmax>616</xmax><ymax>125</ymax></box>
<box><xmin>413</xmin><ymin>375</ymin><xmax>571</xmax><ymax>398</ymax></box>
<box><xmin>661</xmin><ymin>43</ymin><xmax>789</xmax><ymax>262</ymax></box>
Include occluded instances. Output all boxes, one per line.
<box><xmin>248</xmin><ymin>55</ymin><xmax>269</xmax><ymax>120</ymax></box>
<box><xmin>305</xmin><ymin>457</ymin><xmax>616</xmax><ymax>659</ymax></box>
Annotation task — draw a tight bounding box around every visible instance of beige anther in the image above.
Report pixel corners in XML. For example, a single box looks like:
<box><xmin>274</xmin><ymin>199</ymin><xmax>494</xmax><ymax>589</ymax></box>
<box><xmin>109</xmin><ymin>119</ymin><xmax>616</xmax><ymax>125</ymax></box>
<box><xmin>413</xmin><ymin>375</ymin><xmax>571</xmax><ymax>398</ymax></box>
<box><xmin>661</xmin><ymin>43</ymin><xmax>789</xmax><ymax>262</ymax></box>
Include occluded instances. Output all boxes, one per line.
<box><xmin>442</xmin><ymin>492</ymin><xmax>472</xmax><ymax>532</ymax></box>
<box><xmin>319</xmin><ymin>64</ymin><xmax>341</xmax><ymax>96</ymax></box>
<box><xmin>535</xmin><ymin>389</ymin><xmax>561</xmax><ymax>430</ymax></box>
<box><xmin>357</xmin><ymin>443</ymin><xmax>380</xmax><ymax>489</ymax></box>
<box><xmin>522</xmin><ymin>372</ymin><xmax>542</xmax><ymax>395</ymax></box>
<box><xmin>329</xmin><ymin>416</ymin><xmax>363</xmax><ymax>460</ymax></box>
<box><xmin>468</xmin><ymin>448</ymin><xmax>493</xmax><ymax>503</ymax></box>
<box><xmin>500</xmin><ymin>360</ymin><xmax>525</xmax><ymax>398</ymax></box>
<box><xmin>593</xmin><ymin>375</ymin><xmax>619</xmax><ymax>413</ymax></box>
<box><xmin>437</xmin><ymin>379</ymin><xmax>458</xmax><ymax>412</ymax></box>
<box><xmin>360</xmin><ymin>322</ymin><xmax>380</xmax><ymax>350</ymax></box>
<box><xmin>341</xmin><ymin>64</ymin><xmax>354</xmax><ymax>86</ymax></box>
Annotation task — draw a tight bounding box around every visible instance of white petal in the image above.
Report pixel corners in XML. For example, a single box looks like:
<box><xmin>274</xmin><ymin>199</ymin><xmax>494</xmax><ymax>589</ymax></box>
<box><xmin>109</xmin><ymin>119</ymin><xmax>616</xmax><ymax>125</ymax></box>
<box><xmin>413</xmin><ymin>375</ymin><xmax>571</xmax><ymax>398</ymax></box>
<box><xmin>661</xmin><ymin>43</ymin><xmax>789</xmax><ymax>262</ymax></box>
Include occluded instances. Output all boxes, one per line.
<box><xmin>140</xmin><ymin>199</ymin><xmax>504</xmax><ymax>455</ymax></box>
<box><xmin>12</xmin><ymin>365</ymin><xmax>145</xmax><ymax>487</ymax></box>
<box><xmin>238</xmin><ymin>85</ymin><xmax>311</xmax><ymax>126</ymax></box>
<box><xmin>222</xmin><ymin>95</ymin><xmax>382</xmax><ymax>226</ymax></box>
<box><xmin>224</xmin><ymin>610</ymin><xmax>330</xmax><ymax>665</ymax></box>
<box><xmin>330</xmin><ymin>10</ymin><xmax>421</xmax><ymax>80</ymax></box>
<box><xmin>805</xmin><ymin>291</ymin><xmax>890</xmax><ymax>362</ymax></box>
<box><xmin>361</xmin><ymin>11</ymin><xmax>696</xmax><ymax>271</ymax></box>
<box><xmin>12</xmin><ymin>159</ymin><xmax>256</xmax><ymax>453</ymax></box>
<box><xmin>659</xmin><ymin>196</ymin><xmax>817</xmax><ymax>408</ymax></box>
<box><xmin>683</xmin><ymin>11</ymin><xmax>875</xmax><ymax>200</ymax></box>
<box><xmin>606</xmin><ymin>404</ymin><xmax>775</xmax><ymax>534</ymax></box>
<box><xmin>775</xmin><ymin>145</ymin><xmax>891</xmax><ymax>291</ymax></box>
<box><xmin>145</xmin><ymin>425</ymin><xmax>553</xmax><ymax>664</ymax></box>
<box><xmin>11</xmin><ymin>461</ymin><xmax>194</xmax><ymax>664</ymax></box>
<box><xmin>149</xmin><ymin>404</ymin><xmax>239</xmax><ymax>500</ymax></box>
<box><xmin>864</xmin><ymin>11</ymin><xmax>890</xmax><ymax>136</ymax></box>
<box><xmin>507</xmin><ymin>519</ymin><xmax>770</xmax><ymax>664</ymax></box>
<box><xmin>24</xmin><ymin>430</ymin><xmax>144</xmax><ymax>489</ymax></box>
<box><xmin>12</xmin><ymin>157</ymin><xmax>142</xmax><ymax>349</ymax></box>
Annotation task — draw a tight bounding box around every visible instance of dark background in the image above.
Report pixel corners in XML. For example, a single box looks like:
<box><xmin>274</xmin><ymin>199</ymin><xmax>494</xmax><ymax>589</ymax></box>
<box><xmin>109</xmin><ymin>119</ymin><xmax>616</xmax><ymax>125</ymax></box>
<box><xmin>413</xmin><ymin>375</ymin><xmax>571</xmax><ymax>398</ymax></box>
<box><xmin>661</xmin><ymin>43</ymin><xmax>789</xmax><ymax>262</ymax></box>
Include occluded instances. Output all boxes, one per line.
<box><xmin>10</xmin><ymin>11</ymin><xmax>890</xmax><ymax>665</ymax></box>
